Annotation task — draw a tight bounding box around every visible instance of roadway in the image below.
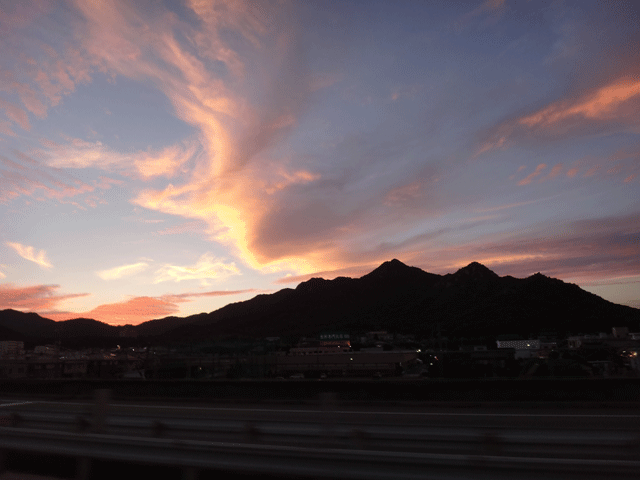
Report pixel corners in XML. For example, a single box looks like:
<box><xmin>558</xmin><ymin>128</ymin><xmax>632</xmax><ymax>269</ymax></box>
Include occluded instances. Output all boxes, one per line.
<box><xmin>0</xmin><ymin>397</ymin><xmax>639</xmax><ymax>479</ymax></box>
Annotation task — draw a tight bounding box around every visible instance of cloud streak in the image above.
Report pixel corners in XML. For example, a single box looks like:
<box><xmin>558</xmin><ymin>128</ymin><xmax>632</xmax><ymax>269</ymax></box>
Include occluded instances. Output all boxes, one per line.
<box><xmin>97</xmin><ymin>262</ymin><xmax>149</xmax><ymax>280</ymax></box>
<box><xmin>0</xmin><ymin>150</ymin><xmax>120</xmax><ymax>207</ymax></box>
<box><xmin>154</xmin><ymin>253</ymin><xmax>240</xmax><ymax>284</ymax></box>
<box><xmin>0</xmin><ymin>284</ymin><xmax>88</xmax><ymax>311</ymax></box>
<box><xmin>517</xmin><ymin>164</ymin><xmax>547</xmax><ymax>186</ymax></box>
<box><xmin>45</xmin><ymin>289</ymin><xmax>260</xmax><ymax>325</ymax></box>
<box><xmin>480</xmin><ymin>76</ymin><xmax>640</xmax><ymax>154</ymax></box>
<box><xmin>6</xmin><ymin>242</ymin><xmax>52</xmax><ymax>268</ymax></box>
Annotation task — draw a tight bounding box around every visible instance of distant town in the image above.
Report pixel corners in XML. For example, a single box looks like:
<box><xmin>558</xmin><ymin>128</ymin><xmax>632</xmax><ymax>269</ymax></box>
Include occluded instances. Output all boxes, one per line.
<box><xmin>1</xmin><ymin>326</ymin><xmax>639</xmax><ymax>381</ymax></box>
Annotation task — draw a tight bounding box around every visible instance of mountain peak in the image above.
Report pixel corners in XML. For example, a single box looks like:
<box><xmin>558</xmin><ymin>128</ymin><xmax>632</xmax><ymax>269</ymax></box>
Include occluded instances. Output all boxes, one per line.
<box><xmin>363</xmin><ymin>259</ymin><xmax>411</xmax><ymax>279</ymax></box>
<box><xmin>454</xmin><ymin>261</ymin><xmax>499</xmax><ymax>279</ymax></box>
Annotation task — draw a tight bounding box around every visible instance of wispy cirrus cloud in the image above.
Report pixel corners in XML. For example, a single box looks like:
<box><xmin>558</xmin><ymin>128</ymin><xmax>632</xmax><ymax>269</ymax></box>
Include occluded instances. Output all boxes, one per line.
<box><xmin>154</xmin><ymin>253</ymin><xmax>240</xmax><ymax>284</ymax></box>
<box><xmin>6</xmin><ymin>242</ymin><xmax>52</xmax><ymax>268</ymax></box>
<box><xmin>0</xmin><ymin>150</ymin><xmax>121</xmax><ymax>206</ymax></box>
<box><xmin>97</xmin><ymin>262</ymin><xmax>149</xmax><ymax>280</ymax></box>
<box><xmin>0</xmin><ymin>2</ymin><xmax>95</xmax><ymax>132</ymax></box>
<box><xmin>0</xmin><ymin>98</ymin><xmax>30</xmax><ymax>131</ymax></box>
<box><xmin>41</xmin><ymin>136</ymin><xmax>199</xmax><ymax>180</ymax></box>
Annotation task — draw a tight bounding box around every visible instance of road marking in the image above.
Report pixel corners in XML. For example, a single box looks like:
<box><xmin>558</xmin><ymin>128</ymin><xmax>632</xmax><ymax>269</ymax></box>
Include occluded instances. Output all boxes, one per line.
<box><xmin>0</xmin><ymin>401</ymin><xmax>34</xmax><ymax>408</ymax></box>
<box><xmin>22</xmin><ymin>401</ymin><xmax>640</xmax><ymax>418</ymax></box>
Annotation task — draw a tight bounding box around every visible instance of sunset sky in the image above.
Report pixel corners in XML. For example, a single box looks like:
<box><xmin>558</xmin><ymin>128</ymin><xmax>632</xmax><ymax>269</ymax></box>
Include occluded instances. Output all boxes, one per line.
<box><xmin>1</xmin><ymin>0</ymin><xmax>639</xmax><ymax>325</ymax></box>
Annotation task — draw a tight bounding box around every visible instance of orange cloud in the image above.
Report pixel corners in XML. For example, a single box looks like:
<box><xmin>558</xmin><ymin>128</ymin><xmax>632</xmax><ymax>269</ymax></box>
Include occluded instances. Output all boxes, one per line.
<box><xmin>480</xmin><ymin>76</ymin><xmax>640</xmax><ymax>154</ymax></box>
<box><xmin>82</xmin><ymin>296</ymin><xmax>179</xmax><ymax>325</ymax></box>
<box><xmin>6</xmin><ymin>242</ymin><xmax>52</xmax><ymax>268</ymax></box>
<box><xmin>0</xmin><ymin>284</ymin><xmax>88</xmax><ymax>311</ymax></box>
<box><xmin>517</xmin><ymin>164</ymin><xmax>546</xmax><ymax>186</ymax></box>
<box><xmin>48</xmin><ymin>289</ymin><xmax>260</xmax><ymax>325</ymax></box>
<box><xmin>519</xmin><ymin>77</ymin><xmax>640</xmax><ymax>129</ymax></box>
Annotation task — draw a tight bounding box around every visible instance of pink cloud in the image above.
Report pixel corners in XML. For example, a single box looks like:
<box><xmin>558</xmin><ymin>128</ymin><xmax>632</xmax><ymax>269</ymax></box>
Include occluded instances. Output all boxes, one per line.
<box><xmin>548</xmin><ymin>164</ymin><xmax>563</xmax><ymax>179</ymax></box>
<box><xmin>0</xmin><ymin>120</ymin><xmax>16</xmax><ymax>136</ymax></box>
<box><xmin>160</xmin><ymin>289</ymin><xmax>259</xmax><ymax>304</ymax></box>
<box><xmin>0</xmin><ymin>97</ymin><xmax>30</xmax><ymax>131</ymax></box>
<box><xmin>0</xmin><ymin>284</ymin><xmax>89</xmax><ymax>311</ymax></box>
<box><xmin>0</xmin><ymin>152</ymin><xmax>108</xmax><ymax>206</ymax></box>
<box><xmin>82</xmin><ymin>296</ymin><xmax>179</xmax><ymax>325</ymax></box>
<box><xmin>517</xmin><ymin>164</ymin><xmax>547</xmax><ymax>186</ymax></box>
<box><xmin>480</xmin><ymin>75</ymin><xmax>640</xmax><ymax>154</ymax></box>
<box><xmin>47</xmin><ymin>289</ymin><xmax>259</xmax><ymax>325</ymax></box>
<box><xmin>584</xmin><ymin>165</ymin><xmax>599</xmax><ymax>177</ymax></box>
<box><xmin>41</xmin><ymin>135</ymin><xmax>198</xmax><ymax>180</ymax></box>
<box><xmin>518</xmin><ymin>77</ymin><xmax>640</xmax><ymax>130</ymax></box>
<box><xmin>567</xmin><ymin>167</ymin><xmax>579</xmax><ymax>178</ymax></box>
<box><xmin>0</xmin><ymin>10</ymin><xmax>97</xmax><ymax>132</ymax></box>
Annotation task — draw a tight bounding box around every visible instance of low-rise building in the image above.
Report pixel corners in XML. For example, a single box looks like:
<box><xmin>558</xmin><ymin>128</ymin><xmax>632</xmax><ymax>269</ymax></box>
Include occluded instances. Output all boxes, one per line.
<box><xmin>0</xmin><ymin>359</ymin><xmax>27</xmax><ymax>378</ymax></box>
<box><xmin>496</xmin><ymin>339</ymin><xmax>540</xmax><ymax>359</ymax></box>
<box><xmin>0</xmin><ymin>341</ymin><xmax>24</xmax><ymax>357</ymax></box>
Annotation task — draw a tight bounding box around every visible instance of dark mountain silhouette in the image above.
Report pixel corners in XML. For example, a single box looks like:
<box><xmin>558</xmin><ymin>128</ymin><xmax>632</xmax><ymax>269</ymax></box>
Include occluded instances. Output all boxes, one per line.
<box><xmin>0</xmin><ymin>323</ymin><xmax>24</xmax><ymax>341</ymax></box>
<box><xmin>0</xmin><ymin>309</ymin><xmax>117</xmax><ymax>342</ymax></box>
<box><xmin>133</xmin><ymin>316</ymin><xmax>196</xmax><ymax>337</ymax></box>
<box><xmin>0</xmin><ymin>309</ymin><xmax>56</xmax><ymax>339</ymax></box>
<box><xmin>53</xmin><ymin>318</ymin><xmax>119</xmax><ymax>338</ymax></box>
<box><xmin>148</xmin><ymin>260</ymin><xmax>640</xmax><ymax>341</ymax></box>
<box><xmin>2</xmin><ymin>261</ymin><xmax>639</xmax><ymax>344</ymax></box>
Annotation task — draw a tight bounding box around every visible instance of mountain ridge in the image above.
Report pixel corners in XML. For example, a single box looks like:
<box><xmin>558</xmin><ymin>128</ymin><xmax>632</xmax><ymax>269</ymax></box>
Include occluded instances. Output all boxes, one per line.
<box><xmin>1</xmin><ymin>261</ymin><xmax>639</xmax><ymax>343</ymax></box>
